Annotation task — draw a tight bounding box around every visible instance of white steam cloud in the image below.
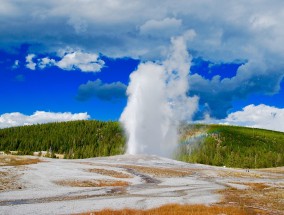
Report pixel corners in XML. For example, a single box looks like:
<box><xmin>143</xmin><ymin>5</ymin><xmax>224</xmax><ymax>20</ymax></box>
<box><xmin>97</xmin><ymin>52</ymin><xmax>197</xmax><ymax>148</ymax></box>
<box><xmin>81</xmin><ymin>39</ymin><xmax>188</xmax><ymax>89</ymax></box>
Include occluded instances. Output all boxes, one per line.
<box><xmin>120</xmin><ymin>34</ymin><xmax>198</xmax><ymax>157</ymax></box>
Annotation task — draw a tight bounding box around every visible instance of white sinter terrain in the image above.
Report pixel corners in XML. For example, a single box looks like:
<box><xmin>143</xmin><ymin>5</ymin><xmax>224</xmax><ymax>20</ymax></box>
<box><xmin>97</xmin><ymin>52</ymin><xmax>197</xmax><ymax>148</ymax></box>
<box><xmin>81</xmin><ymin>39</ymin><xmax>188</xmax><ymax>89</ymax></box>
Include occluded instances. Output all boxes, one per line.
<box><xmin>0</xmin><ymin>154</ymin><xmax>283</xmax><ymax>214</ymax></box>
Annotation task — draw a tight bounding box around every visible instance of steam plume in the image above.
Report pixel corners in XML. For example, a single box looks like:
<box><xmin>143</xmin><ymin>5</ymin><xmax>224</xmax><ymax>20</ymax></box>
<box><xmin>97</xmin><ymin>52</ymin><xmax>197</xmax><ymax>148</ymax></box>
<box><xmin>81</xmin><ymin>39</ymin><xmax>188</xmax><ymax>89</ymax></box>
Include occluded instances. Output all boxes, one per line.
<box><xmin>120</xmin><ymin>34</ymin><xmax>198</xmax><ymax>157</ymax></box>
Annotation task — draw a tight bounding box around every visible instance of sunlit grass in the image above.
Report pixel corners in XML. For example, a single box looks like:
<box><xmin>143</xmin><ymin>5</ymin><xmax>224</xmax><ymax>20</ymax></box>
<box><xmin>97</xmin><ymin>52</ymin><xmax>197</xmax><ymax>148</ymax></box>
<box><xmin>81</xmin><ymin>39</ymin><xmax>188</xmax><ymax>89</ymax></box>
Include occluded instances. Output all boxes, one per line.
<box><xmin>88</xmin><ymin>168</ymin><xmax>132</xmax><ymax>178</ymax></box>
<box><xmin>78</xmin><ymin>204</ymin><xmax>249</xmax><ymax>215</ymax></box>
<box><xmin>121</xmin><ymin>165</ymin><xmax>192</xmax><ymax>177</ymax></box>
<box><xmin>219</xmin><ymin>182</ymin><xmax>284</xmax><ymax>214</ymax></box>
<box><xmin>0</xmin><ymin>155</ymin><xmax>40</xmax><ymax>166</ymax></box>
<box><xmin>55</xmin><ymin>179</ymin><xmax>130</xmax><ymax>187</ymax></box>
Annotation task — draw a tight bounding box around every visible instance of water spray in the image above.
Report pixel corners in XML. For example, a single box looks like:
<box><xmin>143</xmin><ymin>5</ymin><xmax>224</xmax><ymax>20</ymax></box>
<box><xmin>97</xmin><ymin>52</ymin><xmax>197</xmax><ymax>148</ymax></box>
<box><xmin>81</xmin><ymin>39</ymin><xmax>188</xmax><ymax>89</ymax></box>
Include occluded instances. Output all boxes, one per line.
<box><xmin>120</xmin><ymin>34</ymin><xmax>198</xmax><ymax>157</ymax></box>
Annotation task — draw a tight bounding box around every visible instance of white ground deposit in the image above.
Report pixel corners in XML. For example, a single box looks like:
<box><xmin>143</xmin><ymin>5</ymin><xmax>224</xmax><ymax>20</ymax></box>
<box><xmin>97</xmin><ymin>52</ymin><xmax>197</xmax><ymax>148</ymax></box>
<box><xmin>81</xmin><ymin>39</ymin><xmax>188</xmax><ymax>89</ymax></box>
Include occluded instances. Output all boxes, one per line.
<box><xmin>0</xmin><ymin>154</ymin><xmax>283</xmax><ymax>214</ymax></box>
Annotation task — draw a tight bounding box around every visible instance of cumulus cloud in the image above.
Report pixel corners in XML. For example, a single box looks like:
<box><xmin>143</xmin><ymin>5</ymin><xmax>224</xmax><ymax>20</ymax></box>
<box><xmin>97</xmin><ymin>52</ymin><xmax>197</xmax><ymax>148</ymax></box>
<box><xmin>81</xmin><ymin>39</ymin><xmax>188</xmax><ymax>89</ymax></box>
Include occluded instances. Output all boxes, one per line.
<box><xmin>2</xmin><ymin>1</ymin><xmax>284</xmax><ymax>64</ymax></box>
<box><xmin>27</xmin><ymin>51</ymin><xmax>104</xmax><ymax>72</ymax></box>
<box><xmin>38</xmin><ymin>57</ymin><xmax>56</xmax><ymax>69</ymax></box>
<box><xmin>224</xmin><ymin>104</ymin><xmax>284</xmax><ymax>132</ymax></box>
<box><xmin>67</xmin><ymin>16</ymin><xmax>88</xmax><ymax>34</ymax></box>
<box><xmin>76</xmin><ymin>79</ymin><xmax>127</xmax><ymax>101</ymax></box>
<box><xmin>140</xmin><ymin>18</ymin><xmax>182</xmax><ymax>37</ymax></box>
<box><xmin>1</xmin><ymin>1</ymin><xmax>283</xmax><ymax>60</ymax></box>
<box><xmin>1</xmin><ymin>1</ymin><xmax>284</xmax><ymax>118</ymax></box>
<box><xmin>0</xmin><ymin>111</ymin><xmax>90</xmax><ymax>129</ymax></box>
<box><xmin>250</xmin><ymin>15</ymin><xmax>276</xmax><ymax>30</ymax></box>
<box><xmin>189</xmin><ymin>60</ymin><xmax>284</xmax><ymax>119</ymax></box>
<box><xmin>194</xmin><ymin>104</ymin><xmax>284</xmax><ymax>133</ymax></box>
<box><xmin>56</xmin><ymin>51</ymin><xmax>104</xmax><ymax>72</ymax></box>
<box><xmin>25</xmin><ymin>54</ymin><xmax>36</xmax><ymax>70</ymax></box>
<box><xmin>0</xmin><ymin>0</ymin><xmax>18</xmax><ymax>16</ymax></box>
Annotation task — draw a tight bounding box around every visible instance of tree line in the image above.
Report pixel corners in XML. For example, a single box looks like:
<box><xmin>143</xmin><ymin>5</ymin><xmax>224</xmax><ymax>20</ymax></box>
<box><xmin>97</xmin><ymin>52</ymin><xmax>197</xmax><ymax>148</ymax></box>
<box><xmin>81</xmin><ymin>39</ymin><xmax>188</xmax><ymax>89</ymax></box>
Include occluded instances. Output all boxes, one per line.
<box><xmin>1</xmin><ymin>120</ymin><xmax>283</xmax><ymax>168</ymax></box>
<box><xmin>0</xmin><ymin>120</ymin><xmax>126</xmax><ymax>159</ymax></box>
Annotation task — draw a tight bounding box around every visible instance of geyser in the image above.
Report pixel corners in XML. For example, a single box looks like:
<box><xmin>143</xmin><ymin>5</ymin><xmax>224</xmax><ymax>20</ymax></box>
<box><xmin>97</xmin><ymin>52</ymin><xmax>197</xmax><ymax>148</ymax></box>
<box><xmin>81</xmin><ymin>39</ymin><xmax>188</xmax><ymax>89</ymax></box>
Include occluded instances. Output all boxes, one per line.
<box><xmin>120</xmin><ymin>34</ymin><xmax>198</xmax><ymax>157</ymax></box>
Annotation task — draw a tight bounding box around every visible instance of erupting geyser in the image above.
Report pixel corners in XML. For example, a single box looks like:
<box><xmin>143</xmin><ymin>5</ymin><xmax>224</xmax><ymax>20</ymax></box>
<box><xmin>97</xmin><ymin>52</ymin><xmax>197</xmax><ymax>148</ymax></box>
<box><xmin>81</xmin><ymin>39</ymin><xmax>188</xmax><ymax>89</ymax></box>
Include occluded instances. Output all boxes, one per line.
<box><xmin>120</xmin><ymin>33</ymin><xmax>198</xmax><ymax>157</ymax></box>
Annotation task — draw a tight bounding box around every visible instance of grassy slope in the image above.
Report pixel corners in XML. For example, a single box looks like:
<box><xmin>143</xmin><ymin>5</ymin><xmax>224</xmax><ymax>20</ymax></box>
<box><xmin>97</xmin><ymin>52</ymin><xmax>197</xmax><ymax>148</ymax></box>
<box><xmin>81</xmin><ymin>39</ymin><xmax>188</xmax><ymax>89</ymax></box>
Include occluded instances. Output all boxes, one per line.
<box><xmin>178</xmin><ymin>124</ymin><xmax>284</xmax><ymax>168</ymax></box>
<box><xmin>0</xmin><ymin>121</ymin><xmax>283</xmax><ymax>168</ymax></box>
<box><xmin>0</xmin><ymin>120</ymin><xmax>125</xmax><ymax>158</ymax></box>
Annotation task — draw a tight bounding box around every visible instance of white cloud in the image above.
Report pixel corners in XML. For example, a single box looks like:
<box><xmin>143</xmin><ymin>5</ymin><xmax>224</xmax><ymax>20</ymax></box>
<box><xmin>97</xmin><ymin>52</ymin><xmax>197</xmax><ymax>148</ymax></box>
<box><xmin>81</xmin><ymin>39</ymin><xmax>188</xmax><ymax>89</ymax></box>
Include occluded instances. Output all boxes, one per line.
<box><xmin>0</xmin><ymin>111</ymin><xmax>90</xmax><ymax>129</ymax></box>
<box><xmin>1</xmin><ymin>1</ymin><xmax>284</xmax><ymax>62</ymax></box>
<box><xmin>25</xmin><ymin>54</ymin><xmax>36</xmax><ymax>70</ymax></box>
<box><xmin>1</xmin><ymin>1</ymin><xmax>282</xmax><ymax>60</ymax></box>
<box><xmin>224</xmin><ymin>104</ymin><xmax>284</xmax><ymax>132</ymax></box>
<box><xmin>193</xmin><ymin>104</ymin><xmax>284</xmax><ymax>133</ymax></box>
<box><xmin>56</xmin><ymin>51</ymin><xmax>104</xmax><ymax>72</ymax></box>
<box><xmin>67</xmin><ymin>16</ymin><xmax>88</xmax><ymax>34</ymax></box>
<box><xmin>38</xmin><ymin>57</ymin><xmax>56</xmax><ymax>69</ymax></box>
<box><xmin>250</xmin><ymin>15</ymin><xmax>276</xmax><ymax>30</ymax></box>
<box><xmin>188</xmin><ymin>59</ymin><xmax>284</xmax><ymax>119</ymax></box>
<box><xmin>27</xmin><ymin>51</ymin><xmax>104</xmax><ymax>72</ymax></box>
<box><xmin>140</xmin><ymin>18</ymin><xmax>182</xmax><ymax>37</ymax></box>
<box><xmin>1</xmin><ymin>1</ymin><xmax>284</xmax><ymax>105</ymax></box>
<box><xmin>0</xmin><ymin>0</ymin><xmax>18</xmax><ymax>16</ymax></box>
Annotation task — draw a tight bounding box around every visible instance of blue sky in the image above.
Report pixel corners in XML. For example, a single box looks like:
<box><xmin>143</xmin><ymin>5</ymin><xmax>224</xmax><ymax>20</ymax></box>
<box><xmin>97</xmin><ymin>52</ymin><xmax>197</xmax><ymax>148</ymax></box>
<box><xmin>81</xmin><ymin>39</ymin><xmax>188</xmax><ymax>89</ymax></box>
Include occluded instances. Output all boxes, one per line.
<box><xmin>0</xmin><ymin>1</ymin><xmax>284</xmax><ymax>132</ymax></box>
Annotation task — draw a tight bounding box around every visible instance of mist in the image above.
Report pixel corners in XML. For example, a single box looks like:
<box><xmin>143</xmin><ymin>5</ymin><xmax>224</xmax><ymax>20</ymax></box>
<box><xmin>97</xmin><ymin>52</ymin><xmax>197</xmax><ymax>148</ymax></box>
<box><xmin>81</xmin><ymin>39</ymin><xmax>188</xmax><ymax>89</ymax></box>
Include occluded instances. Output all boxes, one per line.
<box><xmin>120</xmin><ymin>34</ymin><xmax>198</xmax><ymax>157</ymax></box>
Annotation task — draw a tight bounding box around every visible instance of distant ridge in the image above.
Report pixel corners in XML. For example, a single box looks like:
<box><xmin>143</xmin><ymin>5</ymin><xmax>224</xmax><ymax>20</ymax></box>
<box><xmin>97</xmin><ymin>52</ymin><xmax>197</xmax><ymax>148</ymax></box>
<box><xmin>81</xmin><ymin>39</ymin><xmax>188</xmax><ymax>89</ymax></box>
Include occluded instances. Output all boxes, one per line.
<box><xmin>0</xmin><ymin>120</ymin><xmax>283</xmax><ymax>168</ymax></box>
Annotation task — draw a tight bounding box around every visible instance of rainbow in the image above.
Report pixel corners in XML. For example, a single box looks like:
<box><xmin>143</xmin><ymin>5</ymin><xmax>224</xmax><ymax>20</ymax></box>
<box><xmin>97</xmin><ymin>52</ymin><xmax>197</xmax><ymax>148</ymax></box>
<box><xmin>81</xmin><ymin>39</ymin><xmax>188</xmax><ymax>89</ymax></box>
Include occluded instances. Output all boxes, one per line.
<box><xmin>179</xmin><ymin>130</ymin><xmax>208</xmax><ymax>145</ymax></box>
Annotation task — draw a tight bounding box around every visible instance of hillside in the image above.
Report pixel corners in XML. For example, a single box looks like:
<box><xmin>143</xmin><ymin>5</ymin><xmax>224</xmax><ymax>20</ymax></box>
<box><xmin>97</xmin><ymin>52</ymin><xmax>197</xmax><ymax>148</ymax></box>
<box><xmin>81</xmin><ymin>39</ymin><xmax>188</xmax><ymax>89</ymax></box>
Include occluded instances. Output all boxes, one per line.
<box><xmin>178</xmin><ymin>124</ymin><xmax>284</xmax><ymax>168</ymax></box>
<box><xmin>0</xmin><ymin>121</ymin><xmax>283</xmax><ymax>168</ymax></box>
<box><xmin>0</xmin><ymin>120</ymin><xmax>125</xmax><ymax>159</ymax></box>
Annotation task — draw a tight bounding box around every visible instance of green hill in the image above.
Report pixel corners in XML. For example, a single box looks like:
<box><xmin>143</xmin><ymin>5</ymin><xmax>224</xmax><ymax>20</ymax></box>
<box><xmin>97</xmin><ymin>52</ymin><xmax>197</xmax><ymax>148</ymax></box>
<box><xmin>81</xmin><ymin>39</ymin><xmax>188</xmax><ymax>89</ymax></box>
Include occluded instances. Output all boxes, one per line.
<box><xmin>0</xmin><ymin>120</ymin><xmax>125</xmax><ymax>159</ymax></box>
<box><xmin>0</xmin><ymin>121</ymin><xmax>283</xmax><ymax>168</ymax></box>
<box><xmin>178</xmin><ymin>124</ymin><xmax>284</xmax><ymax>168</ymax></box>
